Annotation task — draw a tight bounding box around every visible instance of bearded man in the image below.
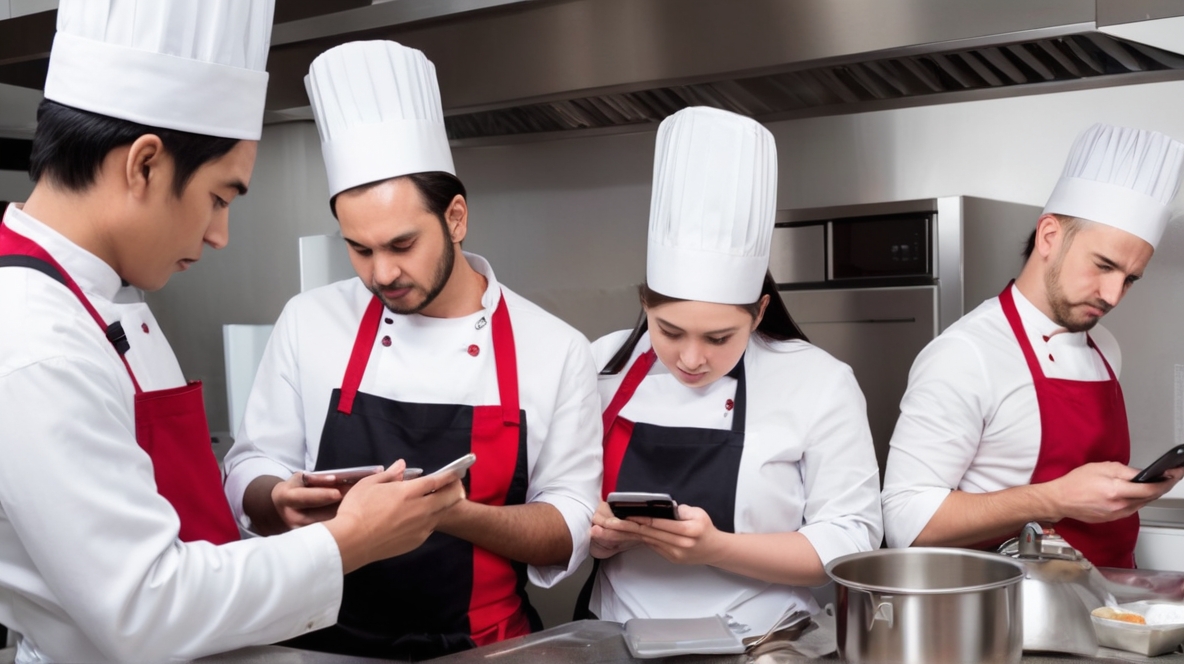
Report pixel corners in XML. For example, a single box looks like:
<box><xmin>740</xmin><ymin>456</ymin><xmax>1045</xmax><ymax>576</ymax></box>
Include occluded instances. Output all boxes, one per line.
<box><xmin>222</xmin><ymin>41</ymin><xmax>601</xmax><ymax>660</ymax></box>
<box><xmin>881</xmin><ymin>123</ymin><xmax>1184</xmax><ymax>568</ymax></box>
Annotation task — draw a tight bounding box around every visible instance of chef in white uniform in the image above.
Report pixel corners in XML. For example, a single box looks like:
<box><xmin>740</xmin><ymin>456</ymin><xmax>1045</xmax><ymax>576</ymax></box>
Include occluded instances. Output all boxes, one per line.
<box><xmin>585</xmin><ymin>107</ymin><xmax>882</xmax><ymax>632</ymax></box>
<box><xmin>882</xmin><ymin>123</ymin><xmax>1184</xmax><ymax>568</ymax></box>
<box><xmin>222</xmin><ymin>41</ymin><xmax>601</xmax><ymax>660</ymax></box>
<box><xmin>0</xmin><ymin>5</ymin><xmax>462</xmax><ymax>663</ymax></box>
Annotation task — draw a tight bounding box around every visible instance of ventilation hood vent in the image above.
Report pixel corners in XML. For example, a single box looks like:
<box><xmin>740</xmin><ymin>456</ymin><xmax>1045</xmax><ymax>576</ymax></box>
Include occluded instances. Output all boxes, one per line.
<box><xmin>444</xmin><ymin>32</ymin><xmax>1184</xmax><ymax>141</ymax></box>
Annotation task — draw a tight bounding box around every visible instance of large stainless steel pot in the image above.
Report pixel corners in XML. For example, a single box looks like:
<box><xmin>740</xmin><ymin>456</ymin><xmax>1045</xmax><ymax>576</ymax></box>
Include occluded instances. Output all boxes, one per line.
<box><xmin>826</xmin><ymin>548</ymin><xmax>1025</xmax><ymax>664</ymax></box>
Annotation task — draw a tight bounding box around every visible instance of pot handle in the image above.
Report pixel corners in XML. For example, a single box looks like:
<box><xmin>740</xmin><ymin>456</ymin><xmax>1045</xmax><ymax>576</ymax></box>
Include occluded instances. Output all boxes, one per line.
<box><xmin>866</xmin><ymin>593</ymin><xmax>894</xmax><ymax>631</ymax></box>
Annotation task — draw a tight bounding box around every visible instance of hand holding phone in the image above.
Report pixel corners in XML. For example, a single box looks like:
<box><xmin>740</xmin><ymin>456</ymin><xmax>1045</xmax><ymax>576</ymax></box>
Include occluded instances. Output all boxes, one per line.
<box><xmin>1131</xmin><ymin>444</ymin><xmax>1184</xmax><ymax>483</ymax></box>
<box><xmin>302</xmin><ymin>465</ymin><xmax>384</xmax><ymax>488</ymax></box>
<box><xmin>607</xmin><ymin>491</ymin><xmax>680</xmax><ymax>520</ymax></box>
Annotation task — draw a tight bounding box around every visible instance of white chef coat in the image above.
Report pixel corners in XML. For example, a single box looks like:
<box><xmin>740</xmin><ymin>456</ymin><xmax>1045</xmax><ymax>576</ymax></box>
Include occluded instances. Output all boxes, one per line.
<box><xmin>587</xmin><ymin>330</ymin><xmax>882</xmax><ymax>633</ymax></box>
<box><xmin>881</xmin><ymin>284</ymin><xmax>1121</xmax><ymax>548</ymax></box>
<box><xmin>222</xmin><ymin>254</ymin><xmax>602</xmax><ymax>586</ymax></box>
<box><xmin>0</xmin><ymin>205</ymin><xmax>343</xmax><ymax>664</ymax></box>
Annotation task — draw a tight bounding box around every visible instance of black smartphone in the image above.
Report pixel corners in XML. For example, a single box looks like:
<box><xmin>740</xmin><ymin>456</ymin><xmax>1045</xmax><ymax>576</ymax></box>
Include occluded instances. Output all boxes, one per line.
<box><xmin>1131</xmin><ymin>445</ymin><xmax>1184</xmax><ymax>483</ymax></box>
<box><xmin>607</xmin><ymin>491</ymin><xmax>680</xmax><ymax>520</ymax></box>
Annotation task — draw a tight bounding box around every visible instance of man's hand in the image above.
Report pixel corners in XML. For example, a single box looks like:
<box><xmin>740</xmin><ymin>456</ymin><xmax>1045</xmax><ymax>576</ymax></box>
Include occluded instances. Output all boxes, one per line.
<box><xmin>590</xmin><ymin>501</ymin><xmax>645</xmax><ymax>559</ymax></box>
<box><xmin>1045</xmin><ymin>462</ymin><xmax>1184</xmax><ymax>524</ymax></box>
<box><xmin>326</xmin><ymin>464</ymin><xmax>465</xmax><ymax>574</ymax></box>
<box><xmin>270</xmin><ymin>473</ymin><xmax>345</xmax><ymax>529</ymax></box>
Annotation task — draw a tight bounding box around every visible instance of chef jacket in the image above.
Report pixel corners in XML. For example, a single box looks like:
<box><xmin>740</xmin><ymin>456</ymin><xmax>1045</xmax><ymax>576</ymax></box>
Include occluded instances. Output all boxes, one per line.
<box><xmin>881</xmin><ymin>284</ymin><xmax>1122</xmax><ymax>548</ymax></box>
<box><xmin>587</xmin><ymin>330</ymin><xmax>882</xmax><ymax>632</ymax></box>
<box><xmin>222</xmin><ymin>254</ymin><xmax>601</xmax><ymax>587</ymax></box>
<box><xmin>0</xmin><ymin>205</ymin><xmax>343</xmax><ymax>664</ymax></box>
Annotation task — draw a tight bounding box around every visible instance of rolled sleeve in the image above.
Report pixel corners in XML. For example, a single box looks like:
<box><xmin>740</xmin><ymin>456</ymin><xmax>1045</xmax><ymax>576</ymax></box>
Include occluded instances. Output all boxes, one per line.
<box><xmin>797</xmin><ymin>365</ymin><xmax>884</xmax><ymax>565</ymax></box>
<box><xmin>525</xmin><ymin>336</ymin><xmax>602</xmax><ymax>587</ymax></box>
<box><xmin>881</xmin><ymin>335</ymin><xmax>991</xmax><ymax>548</ymax></box>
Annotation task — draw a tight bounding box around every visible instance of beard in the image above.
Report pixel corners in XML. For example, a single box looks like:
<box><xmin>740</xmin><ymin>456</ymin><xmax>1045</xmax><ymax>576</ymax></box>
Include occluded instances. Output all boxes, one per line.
<box><xmin>1044</xmin><ymin>253</ymin><xmax>1112</xmax><ymax>332</ymax></box>
<box><xmin>372</xmin><ymin>232</ymin><xmax>456</xmax><ymax>315</ymax></box>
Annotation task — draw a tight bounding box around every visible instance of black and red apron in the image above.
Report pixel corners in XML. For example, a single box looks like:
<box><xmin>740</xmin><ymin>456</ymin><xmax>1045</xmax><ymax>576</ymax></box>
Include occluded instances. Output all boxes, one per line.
<box><xmin>602</xmin><ymin>348</ymin><xmax>746</xmax><ymax>534</ymax></box>
<box><xmin>0</xmin><ymin>224</ymin><xmax>239</xmax><ymax>545</ymax></box>
<box><xmin>574</xmin><ymin>347</ymin><xmax>748</xmax><ymax>620</ymax></box>
<box><xmin>999</xmin><ymin>283</ymin><xmax>1138</xmax><ymax>568</ymax></box>
<box><xmin>285</xmin><ymin>294</ymin><xmax>538</xmax><ymax>661</ymax></box>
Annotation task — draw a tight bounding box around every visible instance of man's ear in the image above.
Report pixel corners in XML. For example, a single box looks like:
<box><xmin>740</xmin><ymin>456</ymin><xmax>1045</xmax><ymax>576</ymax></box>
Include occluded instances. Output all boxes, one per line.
<box><xmin>125</xmin><ymin>134</ymin><xmax>165</xmax><ymax>198</ymax></box>
<box><xmin>445</xmin><ymin>194</ymin><xmax>469</xmax><ymax>244</ymax></box>
<box><xmin>1032</xmin><ymin>213</ymin><xmax>1063</xmax><ymax>261</ymax></box>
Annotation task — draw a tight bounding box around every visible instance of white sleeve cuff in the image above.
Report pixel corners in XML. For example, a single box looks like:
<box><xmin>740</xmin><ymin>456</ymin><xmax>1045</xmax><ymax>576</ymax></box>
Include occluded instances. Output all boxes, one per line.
<box><xmin>882</xmin><ymin>486</ymin><xmax>952</xmax><ymax>548</ymax></box>
<box><xmin>526</xmin><ymin>494</ymin><xmax>593</xmax><ymax>588</ymax></box>
<box><xmin>798</xmin><ymin>518</ymin><xmax>879</xmax><ymax>568</ymax></box>
<box><xmin>276</xmin><ymin>523</ymin><xmax>344</xmax><ymax>636</ymax></box>
<box><xmin>224</xmin><ymin>456</ymin><xmax>298</xmax><ymax>531</ymax></box>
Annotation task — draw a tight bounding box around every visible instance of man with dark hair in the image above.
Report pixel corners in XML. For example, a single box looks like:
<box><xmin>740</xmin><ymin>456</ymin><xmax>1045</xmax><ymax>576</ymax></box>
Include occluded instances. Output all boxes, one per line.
<box><xmin>223</xmin><ymin>40</ymin><xmax>601</xmax><ymax>661</ymax></box>
<box><xmin>0</xmin><ymin>3</ymin><xmax>461</xmax><ymax>662</ymax></box>
<box><xmin>882</xmin><ymin>124</ymin><xmax>1184</xmax><ymax>568</ymax></box>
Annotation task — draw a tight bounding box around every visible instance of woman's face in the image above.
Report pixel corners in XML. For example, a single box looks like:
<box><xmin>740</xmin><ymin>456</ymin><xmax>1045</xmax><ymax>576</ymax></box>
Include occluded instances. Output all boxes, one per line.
<box><xmin>646</xmin><ymin>296</ymin><xmax>766</xmax><ymax>387</ymax></box>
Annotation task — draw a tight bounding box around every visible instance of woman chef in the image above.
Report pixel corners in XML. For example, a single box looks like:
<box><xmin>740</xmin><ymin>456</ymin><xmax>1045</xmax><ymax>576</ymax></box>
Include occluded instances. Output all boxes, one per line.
<box><xmin>585</xmin><ymin>107</ymin><xmax>883</xmax><ymax>631</ymax></box>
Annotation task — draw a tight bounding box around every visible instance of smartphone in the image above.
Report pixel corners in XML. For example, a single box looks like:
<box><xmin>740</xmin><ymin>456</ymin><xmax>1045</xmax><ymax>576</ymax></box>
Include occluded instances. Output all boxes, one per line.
<box><xmin>427</xmin><ymin>453</ymin><xmax>477</xmax><ymax>480</ymax></box>
<box><xmin>402</xmin><ymin>467</ymin><xmax>424</xmax><ymax>480</ymax></box>
<box><xmin>607</xmin><ymin>491</ymin><xmax>680</xmax><ymax>520</ymax></box>
<box><xmin>302</xmin><ymin>465</ymin><xmax>384</xmax><ymax>487</ymax></box>
<box><xmin>1131</xmin><ymin>444</ymin><xmax>1184</xmax><ymax>483</ymax></box>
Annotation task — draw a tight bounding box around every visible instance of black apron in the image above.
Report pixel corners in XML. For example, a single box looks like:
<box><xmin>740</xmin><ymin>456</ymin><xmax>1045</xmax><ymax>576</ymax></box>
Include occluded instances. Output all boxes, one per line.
<box><xmin>286</xmin><ymin>294</ymin><xmax>539</xmax><ymax>661</ymax></box>
<box><xmin>575</xmin><ymin>348</ymin><xmax>746</xmax><ymax>618</ymax></box>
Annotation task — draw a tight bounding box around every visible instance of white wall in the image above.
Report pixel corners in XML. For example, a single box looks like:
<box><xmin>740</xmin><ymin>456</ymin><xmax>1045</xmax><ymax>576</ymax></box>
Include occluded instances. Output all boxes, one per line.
<box><xmin>148</xmin><ymin>79</ymin><xmax>1184</xmax><ymax>468</ymax></box>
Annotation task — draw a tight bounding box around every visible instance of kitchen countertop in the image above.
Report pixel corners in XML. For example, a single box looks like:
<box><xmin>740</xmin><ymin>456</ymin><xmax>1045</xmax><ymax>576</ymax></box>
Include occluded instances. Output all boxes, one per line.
<box><xmin>2</xmin><ymin>620</ymin><xmax>1180</xmax><ymax>663</ymax></box>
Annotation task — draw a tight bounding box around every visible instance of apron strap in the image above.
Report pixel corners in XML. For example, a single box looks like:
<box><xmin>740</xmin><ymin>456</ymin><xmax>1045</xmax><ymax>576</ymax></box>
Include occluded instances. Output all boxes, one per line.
<box><xmin>998</xmin><ymin>281</ymin><xmax>1046</xmax><ymax>381</ymax></box>
<box><xmin>489</xmin><ymin>295</ymin><xmax>520</xmax><ymax>424</ymax></box>
<box><xmin>601</xmin><ymin>349</ymin><xmax>656</xmax><ymax>435</ymax></box>
<box><xmin>337</xmin><ymin>296</ymin><xmax>384</xmax><ymax>415</ymax></box>
<box><xmin>337</xmin><ymin>292</ymin><xmax>520</xmax><ymax>420</ymax></box>
<box><xmin>0</xmin><ymin>225</ymin><xmax>143</xmax><ymax>393</ymax></box>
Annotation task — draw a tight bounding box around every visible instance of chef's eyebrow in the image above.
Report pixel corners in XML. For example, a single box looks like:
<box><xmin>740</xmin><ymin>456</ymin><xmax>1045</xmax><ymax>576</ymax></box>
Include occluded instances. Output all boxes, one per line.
<box><xmin>1093</xmin><ymin>252</ymin><xmax>1142</xmax><ymax>280</ymax></box>
<box><xmin>343</xmin><ymin>230</ymin><xmax>418</xmax><ymax>250</ymax></box>
<box><xmin>223</xmin><ymin>179</ymin><xmax>248</xmax><ymax>196</ymax></box>
<box><xmin>654</xmin><ymin>317</ymin><xmax>741</xmax><ymax>336</ymax></box>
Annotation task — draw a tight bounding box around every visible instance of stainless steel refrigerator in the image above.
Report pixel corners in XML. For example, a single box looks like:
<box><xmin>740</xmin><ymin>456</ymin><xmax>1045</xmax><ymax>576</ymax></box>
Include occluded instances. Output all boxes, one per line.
<box><xmin>771</xmin><ymin>196</ymin><xmax>1042</xmax><ymax>479</ymax></box>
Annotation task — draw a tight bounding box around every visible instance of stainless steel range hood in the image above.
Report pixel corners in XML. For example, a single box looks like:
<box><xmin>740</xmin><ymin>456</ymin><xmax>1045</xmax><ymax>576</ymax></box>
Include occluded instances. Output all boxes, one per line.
<box><xmin>3</xmin><ymin>0</ymin><xmax>1184</xmax><ymax>142</ymax></box>
<box><xmin>265</xmin><ymin>0</ymin><xmax>1184</xmax><ymax>142</ymax></box>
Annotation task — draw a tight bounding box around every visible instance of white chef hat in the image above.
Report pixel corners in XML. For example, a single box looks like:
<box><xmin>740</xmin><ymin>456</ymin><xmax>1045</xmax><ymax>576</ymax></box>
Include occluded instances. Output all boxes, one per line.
<box><xmin>43</xmin><ymin>0</ymin><xmax>274</xmax><ymax>141</ymax></box>
<box><xmin>1043</xmin><ymin>123</ymin><xmax>1184</xmax><ymax>248</ymax></box>
<box><xmin>647</xmin><ymin>107</ymin><xmax>777</xmax><ymax>305</ymax></box>
<box><xmin>305</xmin><ymin>40</ymin><xmax>455</xmax><ymax>199</ymax></box>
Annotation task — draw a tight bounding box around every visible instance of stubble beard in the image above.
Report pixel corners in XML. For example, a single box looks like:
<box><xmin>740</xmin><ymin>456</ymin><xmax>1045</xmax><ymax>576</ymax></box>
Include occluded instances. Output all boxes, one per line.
<box><xmin>1044</xmin><ymin>253</ymin><xmax>1111</xmax><ymax>333</ymax></box>
<box><xmin>374</xmin><ymin>232</ymin><xmax>456</xmax><ymax>315</ymax></box>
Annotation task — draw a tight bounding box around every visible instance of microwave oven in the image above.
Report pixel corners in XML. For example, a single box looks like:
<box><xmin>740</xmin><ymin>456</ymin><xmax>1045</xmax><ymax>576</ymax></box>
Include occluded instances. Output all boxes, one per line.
<box><xmin>769</xmin><ymin>205</ymin><xmax>934</xmax><ymax>288</ymax></box>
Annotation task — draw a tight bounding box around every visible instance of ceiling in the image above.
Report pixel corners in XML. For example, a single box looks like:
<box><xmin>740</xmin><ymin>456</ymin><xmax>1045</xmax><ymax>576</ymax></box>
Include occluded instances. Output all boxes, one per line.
<box><xmin>1</xmin><ymin>0</ymin><xmax>1184</xmax><ymax>143</ymax></box>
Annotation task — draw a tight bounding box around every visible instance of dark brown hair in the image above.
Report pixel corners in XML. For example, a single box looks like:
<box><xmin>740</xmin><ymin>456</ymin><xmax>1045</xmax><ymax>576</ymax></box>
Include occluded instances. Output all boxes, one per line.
<box><xmin>601</xmin><ymin>271</ymin><xmax>807</xmax><ymax>374</ymax></box>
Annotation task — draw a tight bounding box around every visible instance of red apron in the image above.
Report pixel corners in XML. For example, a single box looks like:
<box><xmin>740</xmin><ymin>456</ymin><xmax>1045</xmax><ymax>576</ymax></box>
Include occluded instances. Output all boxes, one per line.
<box><xmin>0</xmin><ymin>224</ymin><xmax>239</xmax><ymax>545</ymax></box>
<box><xmin>285</xmin><ymin>294</ymin><xmax>536</xmax><ymax>661</ymax></box>
<box><xmin>999</xmin><ymin>283</ymin><xmax>1138</xmax><ymax>568</ymax></box>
